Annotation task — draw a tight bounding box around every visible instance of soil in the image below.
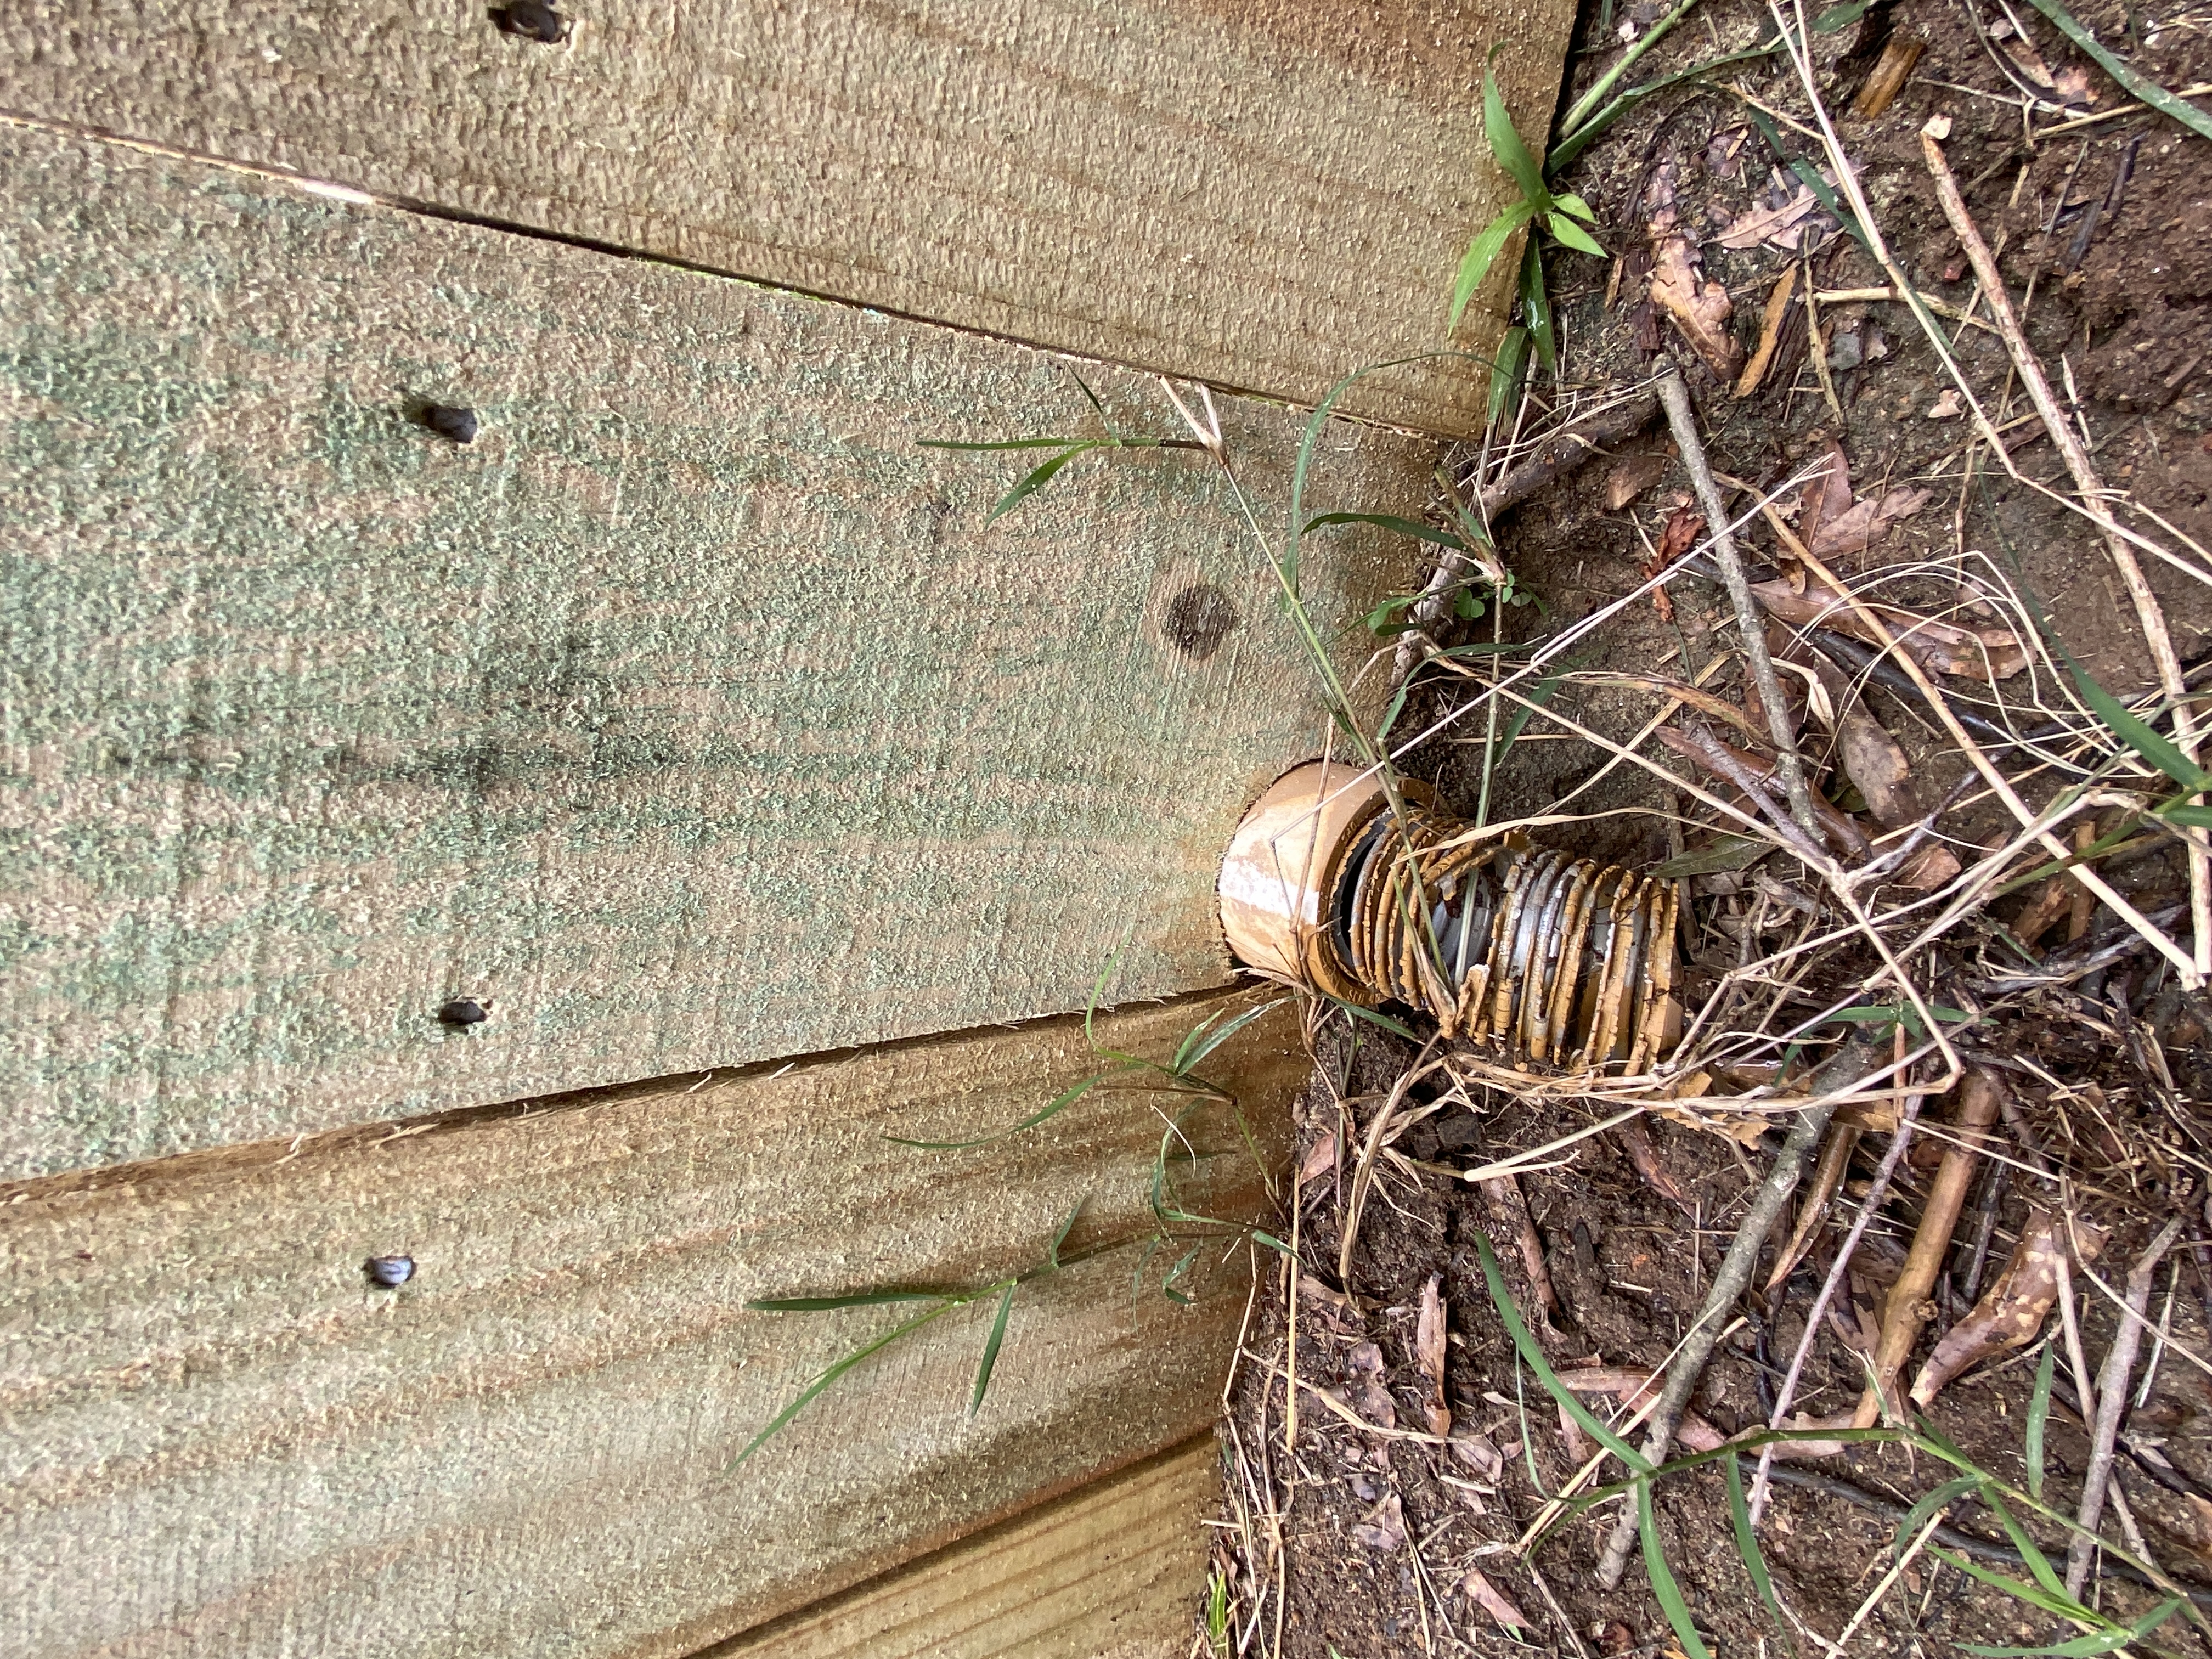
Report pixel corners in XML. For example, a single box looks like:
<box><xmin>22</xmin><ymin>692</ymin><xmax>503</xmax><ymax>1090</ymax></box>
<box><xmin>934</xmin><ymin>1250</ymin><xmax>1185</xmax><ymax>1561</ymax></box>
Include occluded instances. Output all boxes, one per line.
<box><xmin>1207</xmin><ymin>0</ymin><xmax>2212</xmax><ymax>1652</ymax></box>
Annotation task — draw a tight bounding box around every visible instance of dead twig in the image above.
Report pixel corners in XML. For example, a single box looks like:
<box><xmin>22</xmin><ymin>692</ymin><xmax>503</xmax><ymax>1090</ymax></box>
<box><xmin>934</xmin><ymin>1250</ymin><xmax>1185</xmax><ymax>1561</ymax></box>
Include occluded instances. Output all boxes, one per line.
<box><xmin>1594</xmin><ymin>1035</ymin><xmax>1892</xmax><ymax>1587</ymax></box>
<box><xmin>1652</xmin><ymin>357</ymin><xmax>1822</xmax><ymax>840</ymax></box>
<box><xmin>2066</xmin><ymin>1216</ymin><xmax>2186</xmax><ymax>1595</ymax></box>
<box><xmin>1919</xmin><ymin>120</ymin><xmax>2209</xmax><ymax>981</ymax></box>
<box><xmin>1750</xmin><ymin>1032</ymin><xmax>1927</xmax><ymax>1523</ymax></box>
<box><xmin>1855</xmin><ymin>1068</ymin><xmax>2004</xmax><ymax>1424</ymax></box>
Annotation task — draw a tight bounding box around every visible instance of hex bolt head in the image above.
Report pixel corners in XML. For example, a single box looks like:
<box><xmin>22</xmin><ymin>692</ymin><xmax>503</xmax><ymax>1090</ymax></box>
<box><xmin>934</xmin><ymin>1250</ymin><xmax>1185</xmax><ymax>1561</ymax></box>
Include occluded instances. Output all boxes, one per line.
<box><xmin>437</xmin><ymin>997</ymin><xmax>489</xmax><ymax>1028</ymax></box>
<box><xmin>421</xmin><ymin>404</ymin><xmax>479</xmax><ymax>444</ymax></box>
<box><xmin>365</xmin><ymin>1255</ymin><xmax>416</xmax><ymax>1288</ymax></box>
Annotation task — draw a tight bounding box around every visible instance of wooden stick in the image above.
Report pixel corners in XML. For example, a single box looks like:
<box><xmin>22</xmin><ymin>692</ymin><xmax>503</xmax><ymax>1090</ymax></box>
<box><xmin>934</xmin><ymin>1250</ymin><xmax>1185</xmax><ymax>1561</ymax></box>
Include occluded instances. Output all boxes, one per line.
<box><xmin>1593</xmin><ymin>1035</ymin><xmax>1891</xmax><ymax>1588</ymax></box>
<box><xmin>1652</xmin><ymin>357</ymin><xmax>1823</xmax><ymax>840</ymax></box>
<box><xmin>1789</xmin><ymin>540</ymin><xmax>2200</xmax><ymax>985</ymax></box>
<box><xmin>2066</xmin><ymin>1218</ymin><xmax>2184</xmax><ymax>1595</ymax></box>
<box><xmin>1854</xmin><ymin>1068</ymin><xmax>2003</xmax><ymax>1425</ymax></box>
<box><xmin>1920</xmin><ymin>120</ymin><xmax>2210</xmax><ymax>980</ymax></box>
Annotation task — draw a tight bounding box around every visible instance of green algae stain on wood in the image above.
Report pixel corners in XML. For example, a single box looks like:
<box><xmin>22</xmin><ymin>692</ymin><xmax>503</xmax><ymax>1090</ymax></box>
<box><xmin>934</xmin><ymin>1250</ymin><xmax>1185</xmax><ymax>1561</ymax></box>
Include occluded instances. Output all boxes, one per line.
<box><xmin>0</xmin><ymin>126</ymin><xmax>1429</xmax><ymax>1179</ymax></box>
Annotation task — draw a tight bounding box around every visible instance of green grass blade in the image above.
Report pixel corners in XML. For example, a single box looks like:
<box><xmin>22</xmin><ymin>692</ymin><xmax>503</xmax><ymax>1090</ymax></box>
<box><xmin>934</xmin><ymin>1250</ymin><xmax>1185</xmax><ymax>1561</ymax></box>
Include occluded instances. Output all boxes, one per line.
<box><xmin>883</xmin><ymin>1065</ymin><xmax>1136</xmax><ymax>1149</ymax></box>
<box><xmin>1552</xmin><ymin>191</ymin><xmax>1598</xmax><ymax>222</ymax></box>
<box><xmin>968</xmin><ymin>1280</ymin><xmax>1018</xmax><ymax>1415</ymax></box>
<box><xmin>1451</xmin><ymin>203</ymin><xmax>1536</xmax><ymax>329</ymax></box>
<box><xmin>1742</xmin><ymin>105</ymin><xmax>1871</xmax><ymax>251</ymax></box>
<box><xmin>1638</xmin><ymin>1478</ymin><xmax>1714</xmax><ymax>1659</ymax></box>
<box><xmin>1814</xmin><ymin>0</ymin><xmax>1872</xmax><ymax>25</ymax></box>
<box><xmin>1049</xmin><ymin>1197</ymin><xmax>1086</xmax><ymax>1269</ymax></box>
<box><xmin>1304</xmin><ymin>511</ymin><xmax>1471</xmax><ymax>550</ymax></box>
<box><xmin>1170</xmin><ymin>1008</ymin><xmax>1226</xmax><ymax>1074</ymax></box>
<box><xmin>1070</xmin><ymin>373</ymin><xmax>1118</xmax><ymax>439</ymax></box>
<box><xmin>2023</xmin><ymin>0</ymin><xmax>2212</xmax><ymax>141</ymax></box>
<box><xmin>1556</xmin><ymin>0</ymin><xmax>1705</xmax><ymax>138</ymax></box>
<box><xmin>988</xmin><ymin>443</ymin><xmax>1099</xmax><ymax>522</ymax></box>
<box><xmin>1521</xmin><ymin>241</ymin><xmax>1556</xmax><ymax>376</ymax></box>
<box><xmin>1895</xmin><ymin>1475</ymin><xmax>1982</xmax><ymax>1556</ymax></box>
<box><xmin>1475</xmin><ymin>1233</ymin><xmax>1654</xmax><ymax>1471</ymax></box>
<box><xmin>2027</xmin><ymin>1345</ymin><xmax>2056</xmax><ymax>1500</ymax></box>
<box><xmin>1482</xmin><ymin>55</ymin><xmax>1547</xmax><ymax>205</ymax></box>
<box><xmin>2165</xmin><ymin>802</ymin><xmax>2212</xmax><ymax>826</ymax></box>
<box><xmin>1317</xmin><ymin>990</ymin><xmax>1424</xmax><ymax>1041</ymax></box>
<box><xmin>732</xmin><ymin>1297</ymin><xmax>960</xmax><ymax>1465</ymax></box>
<box><xmin>1925</xmin><ymin>1548</ymin><xmax>2086</xmax><ymax>1622</ymax></box>
<box><xmin>1724</xmin><ymin>1453</ymin><xmax>1782</xmax><ymax>1624</ymax></box>
<box><xmin>1173</xmin><ymin>998</ymin><xmax>1285</xmax><ymax>1075</ymax></box>
<box><xmin>917</xmin><ymin>436</ymin><xmax>1085</xmax><ymax>450</ymax></box>
<box><xmin>1547</xmin><ymin>212</ymin><xmax>1607</xmax><ymax>258</ymax></box>
<box><xmin>747</xmin><ymin>1290</ymin><xmax>949</xmax><ymax>1310</ymax></box>
<box><xmin>1957</xmin><ymin>1623</ymin><xmax>2159</xmax><ymax>1658</ymax></box>
<box><xmin>1162</xmin><ymin>1243</ymin><xmax>1203</xmax><ymax>1305</ymax></box>
<box><xmin>1547</xmin><ymin>41</ymin><xmax>1779</xmax><ymax>173</ymax></box>
<box><xmin>1495</xmin><ymin>661</ymin><xmax>1568</xmax><ymax>765</ymax></box>
<box><xmin>2062</xmin><ymin>658</ymin><xmax>2208</xmax><ymax>789</ymax></box>
<box><xmin>1984</xmin><ymin>1491</ymin><xmax>2073</xmax><ymax>1605</ymax></box>
<box><xmin>1487</xmin><ymin>327</ymin><xmax>1532</xmax><ymax>427</ymax></box>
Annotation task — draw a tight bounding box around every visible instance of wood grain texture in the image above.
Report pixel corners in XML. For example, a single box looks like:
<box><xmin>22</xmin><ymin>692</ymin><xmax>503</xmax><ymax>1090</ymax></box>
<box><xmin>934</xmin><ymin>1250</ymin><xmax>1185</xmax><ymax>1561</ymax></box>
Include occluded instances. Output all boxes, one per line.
<box><xmin>0</xmin><ymin>0</ymin><xmax>1577</xmax><ymax>435</ymax></box>
<box><xmin>0</xmin><ymin>995</ymin><xmax>1297</xmax><ymax>1659</ymax></box>
<box><xmin>0</xmin><ymin>122</ymin><xmax>1421</xmax><ymax>1180</ymax></box>
<box><xmin>713</xmin><ymin>1437</ymin><xmax>1221</xmax><ymax>1659</ymax></box>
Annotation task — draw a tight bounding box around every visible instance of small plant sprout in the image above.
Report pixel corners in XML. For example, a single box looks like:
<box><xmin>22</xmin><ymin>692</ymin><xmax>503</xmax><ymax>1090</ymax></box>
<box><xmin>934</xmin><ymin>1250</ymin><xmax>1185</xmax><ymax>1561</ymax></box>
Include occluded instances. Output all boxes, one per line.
<box><xmin>917</xmin><ymin>373</ymin><xmax>1204</xmax><ymax>522</ymax></box>
<box><xmin>732</xmin><ymin>1199</ymin><xmax>1088</xmax><ymax>1466</ymax></box>
<box><xmin>1477</xmin><ymin>1237</ymin><xmax>2205</xmax><ymax>1659</ymax></box>
<box><xmin>1452</xmin><ymin>53</ymin><xmax>1606</xmax><ymax>421</ymax></box>
<box><xmin>882</xmin><ymin>945</ymin><xmax>1284</xmax><ymax>1149</ymax></box>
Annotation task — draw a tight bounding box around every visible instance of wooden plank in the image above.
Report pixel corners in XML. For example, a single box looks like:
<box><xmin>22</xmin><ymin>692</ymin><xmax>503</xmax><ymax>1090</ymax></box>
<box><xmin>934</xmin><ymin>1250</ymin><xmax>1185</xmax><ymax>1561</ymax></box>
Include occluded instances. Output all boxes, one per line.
<box><xmin>0</xmin><ymin>122</ymin><xmax>1423</xmax><ymax>1180</ymax></box>
<box><xmin>715</xmin><ymin>1437</ymin><xmax>1221</xmax><ymax>1659</ymax></box>
<box><xmin>0</xmin><ymin>0</ymin><xmax>1577</xmax><ymax>436</ymax></box>
<box><xmin>0</xmin><ymin>995</ymin><xmax>1296</xmax><ymax>1659</ymax></box>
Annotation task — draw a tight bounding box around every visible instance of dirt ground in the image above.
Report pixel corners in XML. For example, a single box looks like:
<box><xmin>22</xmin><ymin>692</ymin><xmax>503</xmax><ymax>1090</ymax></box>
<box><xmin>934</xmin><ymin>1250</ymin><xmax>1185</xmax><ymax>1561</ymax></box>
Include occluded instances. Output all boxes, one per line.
<box><xmin>1205</xmin><ymin>0</ymin><xmax>2212</xmax><ymax>1651</ymax></box>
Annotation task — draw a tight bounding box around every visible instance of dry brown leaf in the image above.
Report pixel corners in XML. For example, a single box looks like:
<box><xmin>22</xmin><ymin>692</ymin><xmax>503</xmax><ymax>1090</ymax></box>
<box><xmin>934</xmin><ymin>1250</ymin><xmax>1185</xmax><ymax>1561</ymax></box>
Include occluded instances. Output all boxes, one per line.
<box><xmin>1344</xmin><ymin>1340</ymin><xmax>1398</xmax><ymax>1430</ymax></box>
<box><xmin>1998</xmin><ymin>29</ymin><xmax>2058</xmax><ymax>89</ymax></box>
<box><xmin>1416</xmin><ymin>1274</ymin><xmax>1451</xmax><ymax>1437</ymax></box>
<box><xmin>1299</xmin><ymin>1136</ymin><xmax>1339</xmax><ymax>1183</ymax></box>
<box><xmin>1749</xmin><ymin>1409</ymin><xmax>1856</xmax><ymax>1460</ymax></box>
<box><xmin>2052</xmin><ymin>64</ymin><xmax>2096</xmax><ymax>105</ymax></box>
<box><xmin>1616</xmin><ymin>1115</ymin><xmax>1691</xmax><ymax>1211</ymax></box>
<box><xmin>1452</xmin><ymin>1434</ymin><xmax>1504</xmax><ymax>1481</ymax></box>
<box><xmin>1809</xmin><ymin>486</ymin><xmax>1933</xmax><ymax>559</ymax></box>
<box><xmin>1607</xmin><ymin>452</ymin><xmax>1671</xmax><ymax>510</ymax></box>
<box><xmin>1748</xmin><ymin>578</ymin><xmax>2029</xmax><ymax>681</ymax></box>
<box><xmin>1650</xmin><ymin>233</ymin><xmax>1743</xmax><ymax>380</ymax></box>
<box><xmin>1717</xmin><ymin>188</ymin><xmax>1819</xmax><ymax>250</ymax></box>
<box><xmin>1801</xmin><ymin>437</ymin><xmax>1854</xmax><ymax>556</ymax></box>
<box><xmin>1839</xmin><ymin>709</ymin><xmax>1921</xmax><ymax>826</ymax></box>
<box><xmin>1911</xmin><ymin>1206</ymin><xmax>2108</xmax><ymax>1404</ymax></box>
<box><xmin>1353</xmin><ymin>1491</ymin><xmax>1407</xmax><ymax>1553</ymax></box>
<box><xmin>1894</xmin><ymin>843</ymin><xmax>1963</xmax><ymax>890</ymax></box>
<box><xmin>1557</xmin><ymin>1365</ymin><xmax>1664</xmax><ymax>1410</ymax></box>
<box><xmin>1462</xmin><ymin>1568</ymin><xmax>1530</xmax><ymax>1631</ymax></box>
<box><xmin>1735</xmin><ymin>266</ymin><xmax>1801</xmax><ymax>398</ymax></box>
<box><xmin>1643</xmin><ymin>503</ymin><xmax>1704</xmax><ymax>623</ymax></box>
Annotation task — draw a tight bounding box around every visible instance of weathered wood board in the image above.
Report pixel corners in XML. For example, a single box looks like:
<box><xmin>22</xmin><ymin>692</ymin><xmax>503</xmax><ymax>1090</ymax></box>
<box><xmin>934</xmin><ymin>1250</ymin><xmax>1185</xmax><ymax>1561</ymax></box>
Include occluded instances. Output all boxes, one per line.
<box><xmin>0</xmin><ymin>995</ymin><xmax>1296</xmax><ymax>1659</ymax></box>
<box><xmin>0</xmin><ymin>122</ymin><xmax>1421</xmax><ymax>1180</ymax></box>
<box><xmin>0</xmin><ymin>0</ymin><xmax>1577</xmax><ymax>435</ymax></box>
<box><xmin>717</xmin><ymin>1437</ymin><xmax>1221</xmax><ymax>1659</ymax></box>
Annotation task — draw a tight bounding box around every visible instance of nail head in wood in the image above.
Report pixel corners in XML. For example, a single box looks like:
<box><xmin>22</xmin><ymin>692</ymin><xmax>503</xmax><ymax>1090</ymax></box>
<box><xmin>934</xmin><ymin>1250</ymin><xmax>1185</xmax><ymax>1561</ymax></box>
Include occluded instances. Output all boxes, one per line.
<box><xmin>490</xmin><ymin>2</ymin><xmax>567</xmax><ymax>42</ymax></box>
<box><xmin>365</xmin><ymin>1255</ymin><xmax>416</xmax><ymax>1288</ymax></box>
<box><xmin>421</xmin><ymin>404</ymin><xmax>479</xmax><ymax>444</ymax></box>
<box><xmin>436</xmin><ymin>998</ymin><xmax>489</xmax><ymax>1028</ymax></box>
